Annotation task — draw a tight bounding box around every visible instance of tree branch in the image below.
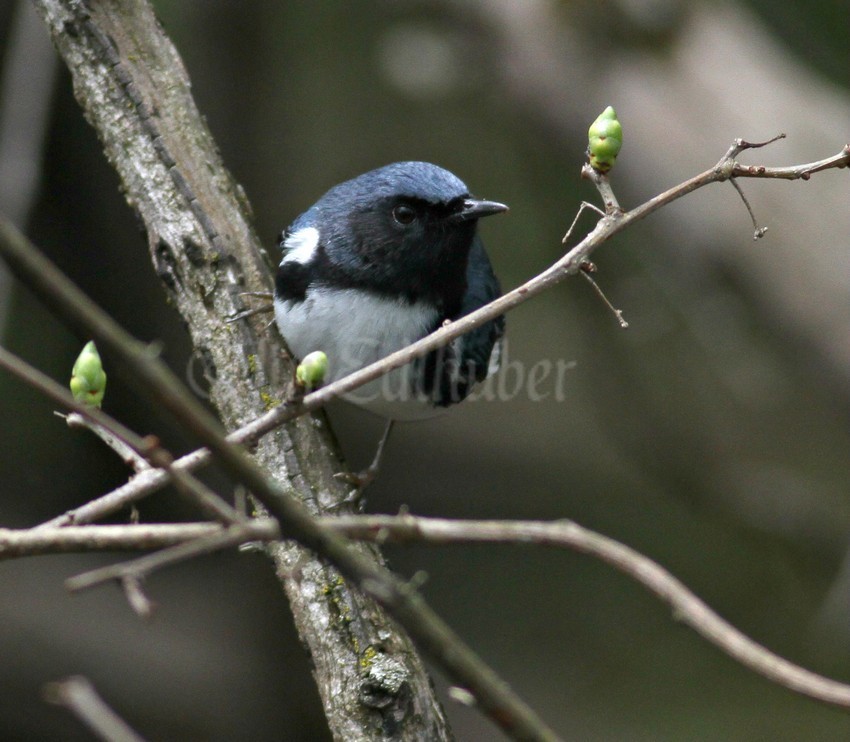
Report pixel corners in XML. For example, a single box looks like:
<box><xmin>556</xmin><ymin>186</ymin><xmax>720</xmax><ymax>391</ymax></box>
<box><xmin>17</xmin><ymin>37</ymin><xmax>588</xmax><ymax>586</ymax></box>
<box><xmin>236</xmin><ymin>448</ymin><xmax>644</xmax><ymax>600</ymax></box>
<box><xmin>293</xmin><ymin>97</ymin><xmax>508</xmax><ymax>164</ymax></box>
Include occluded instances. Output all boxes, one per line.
<box><xmin>324</xmin><ymin>515</ymin><xmax>850</xmax><ymax>710</ymax></box>
<box><xmin>37</xmin><ymin>410</ymin><xmax>274</xmax><ymax>529</ymax></box>
<box><xmin>44</xmin><ymin>675</ymin><xmax>146</xmax><ymax>742</ymax></box>
<box><xmin>12</xmin><ymin>511</ymin><xmax>850</xmax><ymax>711</ymax></box>
<box><xmin>0</xmin><ymin>521</ymin><xmax>275</xmax><ymax>558</ymax></box>
<box><xmin>63</xmin><ymin>520</ymin><xmax>280</xmax><ymax>595</ymax></box>
<box><xmin>0</xmin><ymin>343</ymin><xmax>248</xmax><ymax>528</ymax></box>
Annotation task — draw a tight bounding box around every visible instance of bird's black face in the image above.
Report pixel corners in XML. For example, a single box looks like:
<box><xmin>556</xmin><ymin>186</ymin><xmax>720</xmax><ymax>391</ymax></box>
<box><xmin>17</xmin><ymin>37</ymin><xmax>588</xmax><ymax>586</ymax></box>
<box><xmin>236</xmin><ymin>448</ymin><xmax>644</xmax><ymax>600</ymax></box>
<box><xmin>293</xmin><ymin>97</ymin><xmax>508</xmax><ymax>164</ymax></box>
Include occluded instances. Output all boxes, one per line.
<box><xmin>339</xmin><ymin>194</ymin><xmax>503</xmax><ymax>312</ymax></box>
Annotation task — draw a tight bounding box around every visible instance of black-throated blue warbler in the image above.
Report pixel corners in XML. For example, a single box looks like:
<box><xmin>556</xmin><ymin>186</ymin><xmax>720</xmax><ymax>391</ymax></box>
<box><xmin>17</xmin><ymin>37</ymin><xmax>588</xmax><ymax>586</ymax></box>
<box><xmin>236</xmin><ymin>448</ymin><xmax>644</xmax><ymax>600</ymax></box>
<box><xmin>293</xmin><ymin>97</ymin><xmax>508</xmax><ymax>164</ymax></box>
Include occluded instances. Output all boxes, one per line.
<box><xmin>274</xmin><ymin>162</ymin><xmax>506</xmax><ymax>481</ymax></box>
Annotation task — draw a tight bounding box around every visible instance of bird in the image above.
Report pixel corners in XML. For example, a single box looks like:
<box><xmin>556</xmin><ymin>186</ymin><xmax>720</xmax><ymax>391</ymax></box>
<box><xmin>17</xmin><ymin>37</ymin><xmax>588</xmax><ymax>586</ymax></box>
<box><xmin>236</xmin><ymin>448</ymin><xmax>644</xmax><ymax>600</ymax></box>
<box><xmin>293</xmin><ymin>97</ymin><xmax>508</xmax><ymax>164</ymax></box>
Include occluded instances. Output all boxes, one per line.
<box><xmin>273</xmin><ymin>161</ymin><xmax>507</xmax><ymax>482</ymax></box>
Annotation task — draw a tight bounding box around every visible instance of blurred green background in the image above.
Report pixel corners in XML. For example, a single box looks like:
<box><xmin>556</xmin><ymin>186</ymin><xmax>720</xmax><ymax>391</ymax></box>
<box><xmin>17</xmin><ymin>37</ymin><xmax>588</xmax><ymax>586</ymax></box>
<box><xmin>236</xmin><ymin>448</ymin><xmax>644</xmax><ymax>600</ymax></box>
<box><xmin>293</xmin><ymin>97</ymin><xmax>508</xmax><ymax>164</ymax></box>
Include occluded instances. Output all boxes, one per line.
<box><xmin>0</xmin><ymin>0</ymin><xmax>848</xmax><ymax>739</ymax></box>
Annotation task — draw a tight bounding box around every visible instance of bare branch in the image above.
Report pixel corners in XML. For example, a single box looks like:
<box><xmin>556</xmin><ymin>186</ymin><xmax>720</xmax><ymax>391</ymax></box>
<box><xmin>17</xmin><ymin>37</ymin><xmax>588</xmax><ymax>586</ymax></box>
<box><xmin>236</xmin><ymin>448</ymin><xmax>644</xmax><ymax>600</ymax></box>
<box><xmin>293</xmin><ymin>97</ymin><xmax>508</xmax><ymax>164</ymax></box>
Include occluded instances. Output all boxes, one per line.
<box><xmin>37</xmin><ymin>416</ymin><xmax>271</xmax><ymax>529</ymax></box>
<box><xmin>17</xmin><ymin>510</ymin><xmax>850</xmax><ymax>711</ymax></box>
<box><xmin>65</xmin><ymin>520</ymin><xmax>280</xmax><ymax>595</ymax></box>
<box><xmin>44</xmin><ymin>675</ymin><xmax>146</xmax><ymax>742</ymax></box>
<box><xmin>323</xmin><ymin>514</ymin><xmax>850</xmax><ymax>710</ymax></box>
<box><xmin>0</xmin><ymin>343</ymin><xmax>249</xmax><ymax>528</ymax></box>
<box><xmin>64</xmin><ymin>412</ymin><xmax>151</xmax><ymax>473</ymax></box>
<box><xmin>728</xmin><ymin>141</ymin><xmax>850</xmax><ymax>180</ymax></box>
<box><xmin>28</xmin><ymin>508</ymin><xmax>850</xmax><ymax>712</ymax></box>
<box><xmin>0</xmin><ymin>521</ymin><xmax>278</xmax><ymax>558</ymax></box>
<box><xmin>36</xmin><ymin>450</ymin><xmax>210</xmax><ymax>528</ymax></box>
<box><xmin>579</xmin><ymin>266</ymin><xmax>629</xmax><ymax>328</ymax></box>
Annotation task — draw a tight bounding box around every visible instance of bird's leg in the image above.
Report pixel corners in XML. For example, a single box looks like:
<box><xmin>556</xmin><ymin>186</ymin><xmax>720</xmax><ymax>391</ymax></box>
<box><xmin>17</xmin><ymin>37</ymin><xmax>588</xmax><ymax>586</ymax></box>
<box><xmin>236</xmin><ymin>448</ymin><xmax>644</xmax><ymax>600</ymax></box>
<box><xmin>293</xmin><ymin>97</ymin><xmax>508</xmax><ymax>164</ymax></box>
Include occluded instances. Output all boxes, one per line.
<box><xmin>335</xmin><ymin>419</ymin><xmax>395</xmax><ymax>491</ymax></box>
<box><xmin>227</xmin><ymin>292</ymin><xmax>275</xmax><ymax>323</ymax></box>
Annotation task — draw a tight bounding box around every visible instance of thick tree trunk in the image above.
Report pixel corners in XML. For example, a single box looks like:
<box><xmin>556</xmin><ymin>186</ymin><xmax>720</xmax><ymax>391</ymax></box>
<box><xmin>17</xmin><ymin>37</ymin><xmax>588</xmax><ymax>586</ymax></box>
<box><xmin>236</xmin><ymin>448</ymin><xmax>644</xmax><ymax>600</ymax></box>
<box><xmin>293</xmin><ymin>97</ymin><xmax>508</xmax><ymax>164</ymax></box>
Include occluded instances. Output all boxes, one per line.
<box><xmin>31</xmin><ymin>1</ymin><xmax>452</xmax><ymax>738</ymax></box>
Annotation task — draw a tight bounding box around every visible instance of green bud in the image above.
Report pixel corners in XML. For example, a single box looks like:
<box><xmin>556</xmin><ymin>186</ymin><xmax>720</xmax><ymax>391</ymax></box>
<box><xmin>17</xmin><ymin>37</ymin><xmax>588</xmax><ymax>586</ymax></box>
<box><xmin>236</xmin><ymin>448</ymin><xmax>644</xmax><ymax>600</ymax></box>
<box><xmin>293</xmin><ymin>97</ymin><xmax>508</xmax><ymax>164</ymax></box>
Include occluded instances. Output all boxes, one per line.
<box><xmin>588</xmin><ymin>106</ymin><xmax>623</xmax><ymax>173</ymax></box>
<box><xmin>295</xmin><ymin>351</ymin><xmax>328</xmax><ymax>391</ymax></box>
<box><xmin>70</xmin><ymin>341</ymin><xmax>107</xmax><ymax>408</ymax></box>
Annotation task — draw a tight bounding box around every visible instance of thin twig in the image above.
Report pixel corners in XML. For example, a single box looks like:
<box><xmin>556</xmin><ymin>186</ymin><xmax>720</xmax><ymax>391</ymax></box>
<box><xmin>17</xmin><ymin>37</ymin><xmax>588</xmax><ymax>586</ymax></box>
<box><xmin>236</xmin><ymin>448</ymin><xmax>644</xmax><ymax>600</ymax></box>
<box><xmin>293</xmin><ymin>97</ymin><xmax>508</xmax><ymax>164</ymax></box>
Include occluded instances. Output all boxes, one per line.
<box><xmin>561</xmin><ymin>200</ymin><xmax>606</xmax><ymax>245</ymax></box>
<box><xmin>64</xmin><ymin>412</ymin><xmax>151</xmax><ymax>472</ymax></box>
<box><xmin>227</xmin><ymin>292</ymin><xmax>273</xmax><ymax>322</ymax></box>
<box><xmin>121</xmin><ymin>575</ymin><xmax>156</xmax><ymax>619</ymax></box>
<box><xmin>579</xmin><ymin>267</ymin><xmax>629</xmax><ymax>328</ymax></box>
<box><xmin>731</xmin><ymin>145</ymin><xmax>850</xmax><ymax>180</ymax></box>
<box><xmin>65</xmin><ymin>520</ymin><xmax>280</xmax><ymax>594</ymax></box>
<box><xmin>44</xmin><ymin>675</ymin><xmax>147</xmax><ymax>742</ymax></box>
<box><xmin>227</xmin><ymin>303</ymin><xmax>273</xmax><ymax>323</ymax></box>
<box><xmin>37</xmin><ymin>416</ymin><xmax>270</xmax><ymax>528</ymax></box>
<box><xmin>726</xmin><ymin>133</ymin><xmax>787</xmax><ymax>157</ymax></box>
<box><xmin>729</xmin><ymin>178</ymin><xmax>768</xmax><ymax>240</ymax></box>
<box><xmin>37</xmin><ymin>450</ymin><xmax>207</xmax><ymax>528</ymax></box>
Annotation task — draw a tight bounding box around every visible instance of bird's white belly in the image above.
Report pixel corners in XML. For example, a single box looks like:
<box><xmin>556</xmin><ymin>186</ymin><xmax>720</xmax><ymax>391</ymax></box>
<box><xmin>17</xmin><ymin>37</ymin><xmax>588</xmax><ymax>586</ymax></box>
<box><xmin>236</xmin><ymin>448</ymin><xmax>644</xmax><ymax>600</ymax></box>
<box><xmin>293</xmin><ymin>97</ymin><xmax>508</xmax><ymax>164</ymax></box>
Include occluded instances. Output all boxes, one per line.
<box><xmin>274</xmin><ymin>287</ymin><xmax>445</xmax><ymax>420</ymax></box>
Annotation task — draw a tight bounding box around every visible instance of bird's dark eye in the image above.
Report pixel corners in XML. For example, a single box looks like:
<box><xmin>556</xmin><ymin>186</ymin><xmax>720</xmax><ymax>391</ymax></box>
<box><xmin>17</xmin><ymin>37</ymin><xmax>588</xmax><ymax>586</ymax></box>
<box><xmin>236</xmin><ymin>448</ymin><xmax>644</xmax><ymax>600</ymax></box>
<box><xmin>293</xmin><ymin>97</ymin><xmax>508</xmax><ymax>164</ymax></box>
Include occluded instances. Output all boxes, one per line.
<box><xmin>392</xmin><ymin>204</ymin><xmax>417</xmax><ymax>225</ymax></box>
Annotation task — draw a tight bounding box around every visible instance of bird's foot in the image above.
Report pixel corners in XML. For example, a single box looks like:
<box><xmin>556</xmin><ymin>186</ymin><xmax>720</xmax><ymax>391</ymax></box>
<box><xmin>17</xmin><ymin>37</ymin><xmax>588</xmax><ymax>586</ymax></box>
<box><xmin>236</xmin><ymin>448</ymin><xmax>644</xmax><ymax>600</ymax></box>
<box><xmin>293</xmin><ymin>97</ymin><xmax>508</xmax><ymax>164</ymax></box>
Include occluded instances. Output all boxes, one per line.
<box><xmin>226</xmin><ymin>292</ymin><xmax>275</xmax><ymax>323</ymax></box>
<box><xmin>333</xmin><ymin>420</ymin><xmax>395</xmax><ymax>493</ymax></box>
<box><xmin>334</xmin><ymin>466</ymin><xmax>379</xmax><ymax>491</ymax></box>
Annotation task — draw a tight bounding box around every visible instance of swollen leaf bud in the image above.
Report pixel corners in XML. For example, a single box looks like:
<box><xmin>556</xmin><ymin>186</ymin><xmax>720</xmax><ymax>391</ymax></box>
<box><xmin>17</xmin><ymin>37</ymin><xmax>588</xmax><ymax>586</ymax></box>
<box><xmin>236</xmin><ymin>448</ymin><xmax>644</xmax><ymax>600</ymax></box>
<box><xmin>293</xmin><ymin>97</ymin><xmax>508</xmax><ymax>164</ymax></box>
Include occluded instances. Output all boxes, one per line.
<box><xmin>295</xmin><ymin>351</ymin><xmax>328</xmax><ymax>391</ymax></box>
<box><xmin>70</xmin><ymin>341</ymin><xmax>107</xmax><ymax>408</ymax></box>
<box><xmin>588</xmin><ymin>106</ymin><xmax>623</xmax><ymax>173</ymax></box>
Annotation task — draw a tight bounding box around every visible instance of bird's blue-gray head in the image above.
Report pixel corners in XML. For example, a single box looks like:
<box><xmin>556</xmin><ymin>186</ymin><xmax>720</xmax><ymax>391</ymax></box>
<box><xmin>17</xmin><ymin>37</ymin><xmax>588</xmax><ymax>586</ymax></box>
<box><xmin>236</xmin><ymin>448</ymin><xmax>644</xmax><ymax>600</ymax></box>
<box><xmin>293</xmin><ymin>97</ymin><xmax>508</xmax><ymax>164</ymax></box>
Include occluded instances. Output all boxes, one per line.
<box><xmin>292</xmin><ymin>162</ymin><xmax>507</xmax><ymax>309</ymax></box>
<box><xmin>321</xmin><ymin>161</ymin><xmax>469</xmax><ymax>208</ymax></box>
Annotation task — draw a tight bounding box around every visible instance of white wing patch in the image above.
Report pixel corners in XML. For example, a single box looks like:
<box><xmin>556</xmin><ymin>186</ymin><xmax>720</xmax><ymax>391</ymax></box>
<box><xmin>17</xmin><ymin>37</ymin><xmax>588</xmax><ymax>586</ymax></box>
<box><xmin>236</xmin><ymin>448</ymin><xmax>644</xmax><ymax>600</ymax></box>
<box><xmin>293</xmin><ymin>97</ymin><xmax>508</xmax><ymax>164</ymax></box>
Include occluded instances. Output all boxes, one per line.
<box><xmin>280</xmin><ymin>226</ymin><xmax>320</xmax><ymax>265</ymax></box>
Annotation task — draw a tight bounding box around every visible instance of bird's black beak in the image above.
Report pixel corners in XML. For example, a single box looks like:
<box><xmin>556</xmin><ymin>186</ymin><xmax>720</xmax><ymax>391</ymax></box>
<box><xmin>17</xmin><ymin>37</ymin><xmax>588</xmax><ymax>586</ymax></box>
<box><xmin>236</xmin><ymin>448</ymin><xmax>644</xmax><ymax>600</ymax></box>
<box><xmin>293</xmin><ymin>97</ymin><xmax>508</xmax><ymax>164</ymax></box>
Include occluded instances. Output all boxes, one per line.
<box><xmin>451</xmin><ymin>198</ymin><xmax>509</xmax><ymax>222</ymax></box>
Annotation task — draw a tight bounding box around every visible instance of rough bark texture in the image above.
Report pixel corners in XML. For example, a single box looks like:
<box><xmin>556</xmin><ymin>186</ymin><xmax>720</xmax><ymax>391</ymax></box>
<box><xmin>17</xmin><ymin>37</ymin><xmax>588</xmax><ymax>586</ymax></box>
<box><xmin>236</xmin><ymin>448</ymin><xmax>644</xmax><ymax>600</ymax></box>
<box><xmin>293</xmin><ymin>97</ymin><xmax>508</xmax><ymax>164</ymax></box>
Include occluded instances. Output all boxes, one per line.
<box><xmin>31</xmin><ymin>1</ymin><xmax>452</xmax><ymax>739</ymax></box>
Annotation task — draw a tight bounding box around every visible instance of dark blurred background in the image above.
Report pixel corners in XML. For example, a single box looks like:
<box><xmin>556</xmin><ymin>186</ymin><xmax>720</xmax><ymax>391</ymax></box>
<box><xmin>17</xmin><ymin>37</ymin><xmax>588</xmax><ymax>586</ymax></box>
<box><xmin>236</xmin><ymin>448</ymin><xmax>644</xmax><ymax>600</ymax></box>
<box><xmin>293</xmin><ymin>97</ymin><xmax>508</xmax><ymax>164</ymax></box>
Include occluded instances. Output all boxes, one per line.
<box><xmin>0</xmin><ymin>0</ymin><xmax>848</xmax><ymax>739</ymax></box>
